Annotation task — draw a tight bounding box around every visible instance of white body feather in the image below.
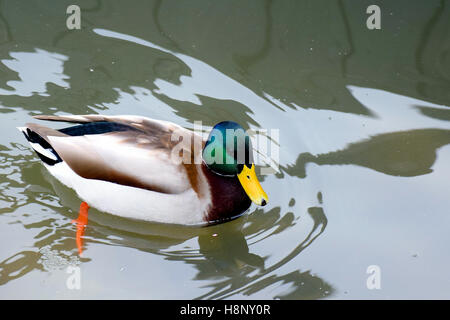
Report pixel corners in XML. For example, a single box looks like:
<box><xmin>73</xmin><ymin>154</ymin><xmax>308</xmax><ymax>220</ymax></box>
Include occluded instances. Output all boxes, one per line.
<box><xmin>46</xmin><ymin>161</ymin><xmax>210</xmax><ymax>225</ymax></box>
<box><xmin>18</xmin><ymin>120</ymin><xmax>213</xmax><ymax>226</ymax></box>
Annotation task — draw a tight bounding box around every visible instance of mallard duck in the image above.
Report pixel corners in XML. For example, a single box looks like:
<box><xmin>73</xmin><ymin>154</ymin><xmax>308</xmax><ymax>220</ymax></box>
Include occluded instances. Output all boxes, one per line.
<box><xmin>18</xmin><ymin>115</ymin><xmax>268</xmax><ymax>225</ymax></box>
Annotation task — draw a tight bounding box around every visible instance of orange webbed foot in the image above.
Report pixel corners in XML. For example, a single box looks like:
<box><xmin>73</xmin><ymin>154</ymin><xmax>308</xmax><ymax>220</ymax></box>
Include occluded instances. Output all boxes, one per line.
<box><xmin>71</xmin><ymin>202</ymin><xmax>89</xmax><ymax>256</ymax></box>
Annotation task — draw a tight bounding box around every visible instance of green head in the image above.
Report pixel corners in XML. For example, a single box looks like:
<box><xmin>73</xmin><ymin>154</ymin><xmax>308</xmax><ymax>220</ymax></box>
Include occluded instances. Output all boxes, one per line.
<box><xmin>202</xmin><ymin>121</ymin><xmax>268</xmax><ymax>206</ymax></box>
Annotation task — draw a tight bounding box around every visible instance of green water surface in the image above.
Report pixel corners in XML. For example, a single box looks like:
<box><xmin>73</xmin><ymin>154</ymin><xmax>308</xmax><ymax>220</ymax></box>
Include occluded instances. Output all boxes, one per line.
<box><xmin>0</xmin><ymin>0</ymin><xmax>449</xmax><ymax>299</ymax></box>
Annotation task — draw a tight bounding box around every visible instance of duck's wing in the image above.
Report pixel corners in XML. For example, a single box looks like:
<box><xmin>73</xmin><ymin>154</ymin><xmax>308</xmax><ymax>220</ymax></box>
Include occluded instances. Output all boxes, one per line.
<box><xmin>28</xmin><ymin>115</ymin><xmax>204</xmax><ymax>194</ymax></box>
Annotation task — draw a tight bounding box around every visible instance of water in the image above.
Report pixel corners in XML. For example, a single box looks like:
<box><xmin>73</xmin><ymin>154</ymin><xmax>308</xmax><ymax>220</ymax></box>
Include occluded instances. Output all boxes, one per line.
<box><xmin>0</xmin><ymin>0</ymin><xmax>449</xmax><ymax>299</ymax></box>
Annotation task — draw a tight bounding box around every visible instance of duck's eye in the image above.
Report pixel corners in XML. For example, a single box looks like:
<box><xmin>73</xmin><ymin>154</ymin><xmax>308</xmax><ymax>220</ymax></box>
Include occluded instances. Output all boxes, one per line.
<box><xmin>247</xmin><ymin>175</ymin><xmax>250</xmax><ymax>180</ymax></box>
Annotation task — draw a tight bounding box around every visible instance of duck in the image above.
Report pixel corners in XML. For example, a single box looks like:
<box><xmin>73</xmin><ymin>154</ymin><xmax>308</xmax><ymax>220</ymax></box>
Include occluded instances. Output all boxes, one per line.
<box><xmin>18</xmin><ymin>114</ymin><xmax>268</xmax><ymax>226</ymax></box>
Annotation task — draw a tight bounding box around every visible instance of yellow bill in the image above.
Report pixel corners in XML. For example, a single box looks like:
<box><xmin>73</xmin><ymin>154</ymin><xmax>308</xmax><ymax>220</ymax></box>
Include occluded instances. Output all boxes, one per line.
<box><xmin>237</xmin><ymin>164</ymin><xmax>268</xmax><ymax>206</ymax></box>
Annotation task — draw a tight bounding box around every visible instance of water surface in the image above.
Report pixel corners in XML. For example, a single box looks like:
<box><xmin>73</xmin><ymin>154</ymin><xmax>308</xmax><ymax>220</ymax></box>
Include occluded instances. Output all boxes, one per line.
<box><xmin>0</xmin><ymin>0</ymin><xmax>449</xmax><ymax>299</ymax></box>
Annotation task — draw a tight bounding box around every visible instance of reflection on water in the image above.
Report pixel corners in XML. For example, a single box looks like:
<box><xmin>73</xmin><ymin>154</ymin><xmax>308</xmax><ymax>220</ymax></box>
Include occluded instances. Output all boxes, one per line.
<box><xmin>0</xmin><ymin>0</ymin><xmax>449</xmax><ymax>299</ymax></box>
<box><xmin>286</xmin><ymin>129</ymin><xmax>450</xmax><ymax>178</ymax></box>
<box><xmin>0</xmin><ymin>49</ymin><xmax>69</xmax><ymax>97</ymax></box>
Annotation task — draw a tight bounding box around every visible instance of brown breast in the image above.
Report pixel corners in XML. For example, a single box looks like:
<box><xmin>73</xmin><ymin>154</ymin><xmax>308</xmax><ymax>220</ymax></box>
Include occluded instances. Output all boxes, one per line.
<box><xmin>201</xmin><ymin>163</ymin><xmax>252</xmax><ymax>223</ymax></box>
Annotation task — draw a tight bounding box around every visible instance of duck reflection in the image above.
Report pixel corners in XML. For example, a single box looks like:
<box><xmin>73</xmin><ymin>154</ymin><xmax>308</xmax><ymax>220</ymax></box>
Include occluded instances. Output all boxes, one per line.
<box><xmin>284</xmin><ymin>128</ymin><xmax>450</xmax><ymax>178</ymax></box>
<box><xmin>196</xmin><ymin>227</ymin><xmax>265</xmax><ymax>277</ymax></box>
<box><xmin>87</xmin><ymin>203</ymin><xmax>330</xmax><ymax>299</ymax></box>
<box><xmin>192</xmin><ymin>205</ymin><xmax>330</xmax><ymax>299</ymax></box>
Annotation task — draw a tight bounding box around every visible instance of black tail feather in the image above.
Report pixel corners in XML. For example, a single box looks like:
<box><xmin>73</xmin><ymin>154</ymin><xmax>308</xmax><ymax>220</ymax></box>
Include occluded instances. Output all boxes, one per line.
<box><xmin>21</xmin><ymin>128</ymin><xmax>62</xmax><ymax>166</ymax></box>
